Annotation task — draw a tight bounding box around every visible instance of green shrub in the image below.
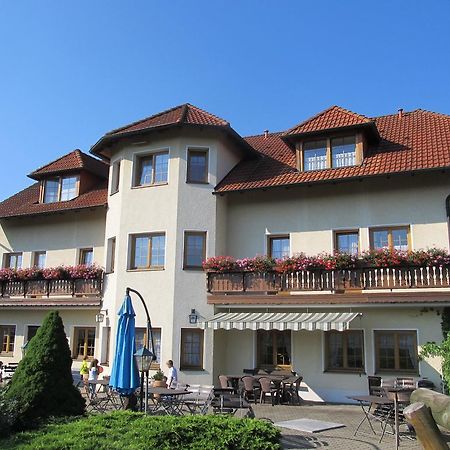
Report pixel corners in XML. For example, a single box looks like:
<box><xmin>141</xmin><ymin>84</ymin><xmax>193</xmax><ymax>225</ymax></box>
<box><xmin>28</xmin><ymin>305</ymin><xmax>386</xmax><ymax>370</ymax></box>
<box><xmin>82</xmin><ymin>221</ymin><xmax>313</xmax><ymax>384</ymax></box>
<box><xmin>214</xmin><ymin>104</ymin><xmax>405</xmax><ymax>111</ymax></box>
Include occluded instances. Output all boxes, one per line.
<box><xmin>0</xmin><ymin>411</ymin><xmax>281</xmax><ymax>450</ymax></box>
<box><xmin>4</xmin><ymin>311</ymin><xmax>85</xmax><ymax>430</ymax></box>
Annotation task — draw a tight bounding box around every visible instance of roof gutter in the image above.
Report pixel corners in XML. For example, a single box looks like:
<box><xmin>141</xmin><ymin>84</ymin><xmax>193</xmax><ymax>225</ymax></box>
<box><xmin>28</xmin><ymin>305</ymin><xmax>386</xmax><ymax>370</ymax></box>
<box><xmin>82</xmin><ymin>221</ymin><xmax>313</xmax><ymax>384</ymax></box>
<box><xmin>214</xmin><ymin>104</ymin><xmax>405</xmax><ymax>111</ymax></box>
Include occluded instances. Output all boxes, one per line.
<box><xmin>90</xmin><ymin>123</ymin><xmax>259</xmax><ymax>160</ymax></box>
<box><xmin>213</xmin><ymin>165</ymin><xmax>449</xmax><ymax>195</ymax></box>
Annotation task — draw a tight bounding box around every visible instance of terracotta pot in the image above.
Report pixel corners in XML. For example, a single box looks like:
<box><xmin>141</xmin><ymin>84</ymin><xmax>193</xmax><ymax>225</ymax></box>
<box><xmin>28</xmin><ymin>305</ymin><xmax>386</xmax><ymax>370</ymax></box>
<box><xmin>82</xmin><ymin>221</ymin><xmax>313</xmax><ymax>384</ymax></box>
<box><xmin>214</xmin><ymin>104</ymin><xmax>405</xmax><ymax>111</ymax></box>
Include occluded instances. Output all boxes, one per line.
<box><xmin>152</xmin><ymin>379</ymin><xmax>166</xmax><ymax>399</ymax></box>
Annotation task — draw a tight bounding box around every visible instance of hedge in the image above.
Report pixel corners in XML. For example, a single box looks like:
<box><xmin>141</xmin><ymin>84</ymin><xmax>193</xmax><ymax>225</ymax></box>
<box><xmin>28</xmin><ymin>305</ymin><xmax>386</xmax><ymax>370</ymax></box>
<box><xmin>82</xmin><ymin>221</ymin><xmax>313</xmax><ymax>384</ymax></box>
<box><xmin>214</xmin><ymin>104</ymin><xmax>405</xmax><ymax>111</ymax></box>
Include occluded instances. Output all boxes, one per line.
<box><xmin>0</xmin><ymin>411</ymin><xmax>281</xmax><ymax>450</ymax></box>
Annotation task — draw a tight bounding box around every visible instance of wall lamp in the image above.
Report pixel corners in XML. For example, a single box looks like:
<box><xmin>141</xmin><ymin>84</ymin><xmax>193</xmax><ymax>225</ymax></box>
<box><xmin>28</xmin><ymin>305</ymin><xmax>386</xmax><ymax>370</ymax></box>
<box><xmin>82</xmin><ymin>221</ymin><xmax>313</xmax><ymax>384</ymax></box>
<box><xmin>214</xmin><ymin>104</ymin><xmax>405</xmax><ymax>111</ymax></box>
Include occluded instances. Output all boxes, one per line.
<box><xmin>189</xmin><ymin>309</ymin><xmax>198</xmax><ymax>324</ymax></box>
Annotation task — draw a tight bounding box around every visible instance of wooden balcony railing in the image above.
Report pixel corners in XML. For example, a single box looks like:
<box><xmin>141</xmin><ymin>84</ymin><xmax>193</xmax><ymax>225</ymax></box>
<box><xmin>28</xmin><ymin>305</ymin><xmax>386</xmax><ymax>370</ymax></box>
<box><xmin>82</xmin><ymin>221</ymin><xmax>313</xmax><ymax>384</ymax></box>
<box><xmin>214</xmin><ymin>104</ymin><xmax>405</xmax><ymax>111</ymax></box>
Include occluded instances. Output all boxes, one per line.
<box><xmin>0</xmin><ymin>277</ymin><xmax>103</xmax><ymax>299</ymax></box>
<box><xmin>207</xmin><ymin>265</ymin><xmax>450</xmax><ymax>294</ymax></box>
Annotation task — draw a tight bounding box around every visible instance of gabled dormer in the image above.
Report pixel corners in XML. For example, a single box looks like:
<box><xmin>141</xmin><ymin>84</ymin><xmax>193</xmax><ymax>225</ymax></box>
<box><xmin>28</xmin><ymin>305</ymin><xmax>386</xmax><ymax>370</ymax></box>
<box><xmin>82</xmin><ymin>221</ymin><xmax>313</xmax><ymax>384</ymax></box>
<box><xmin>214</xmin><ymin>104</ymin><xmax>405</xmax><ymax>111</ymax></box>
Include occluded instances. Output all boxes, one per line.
<box><xmin>28</xmin><ymin>150</ymin><xmax>108</xmax><ymax>204</ymax></box>
<box><xmin>282</xmin><ymin>106</ymin><xmax>380</xmax><ymax>172</ymax></box>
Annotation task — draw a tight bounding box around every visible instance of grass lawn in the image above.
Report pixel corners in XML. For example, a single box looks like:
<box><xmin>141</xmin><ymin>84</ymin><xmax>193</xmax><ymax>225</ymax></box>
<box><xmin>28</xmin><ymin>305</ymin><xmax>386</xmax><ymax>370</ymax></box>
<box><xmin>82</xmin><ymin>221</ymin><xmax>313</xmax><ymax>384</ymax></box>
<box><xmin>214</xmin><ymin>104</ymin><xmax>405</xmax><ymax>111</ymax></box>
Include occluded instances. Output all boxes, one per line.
<box><xmin>0</xmin><ymin>411</ymin><xmax>281</xmax><ymax>450</ymax></box>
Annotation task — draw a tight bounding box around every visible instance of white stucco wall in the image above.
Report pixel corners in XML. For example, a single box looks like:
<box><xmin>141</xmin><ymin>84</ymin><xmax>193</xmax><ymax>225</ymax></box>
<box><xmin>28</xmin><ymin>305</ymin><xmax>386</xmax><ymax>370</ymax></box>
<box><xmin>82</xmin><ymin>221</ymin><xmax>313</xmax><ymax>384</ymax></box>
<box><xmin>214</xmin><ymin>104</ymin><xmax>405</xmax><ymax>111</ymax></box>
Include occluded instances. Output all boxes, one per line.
<box><xmin>102</xmin><ymin>127</ymin><xmax>244</xmax><ymax>385</ymax></box>
<box><xmin>0</xmin><ymin>209</ymin><xmax>106</xmax><ymax>268</ymax></box>
<box><xmin>225</xmin><ymin>173</ymin><xmax>450</xmax><ymax>257</ymax></box>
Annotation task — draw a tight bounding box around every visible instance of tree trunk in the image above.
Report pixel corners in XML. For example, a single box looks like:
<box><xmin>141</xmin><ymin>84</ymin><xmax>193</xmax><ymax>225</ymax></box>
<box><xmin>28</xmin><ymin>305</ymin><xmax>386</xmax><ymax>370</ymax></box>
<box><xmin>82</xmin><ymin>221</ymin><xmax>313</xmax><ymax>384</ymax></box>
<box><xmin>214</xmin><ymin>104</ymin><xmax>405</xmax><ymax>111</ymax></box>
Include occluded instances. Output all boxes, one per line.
<box><xmin>404</xmin><ymin>402</ymin><xmax>448</xmax><ymax>450</ymax></box>
<box><xmin>410</xmin><ymin>388</ymin><xmax>450</xmax><ymax>430</ymax></box>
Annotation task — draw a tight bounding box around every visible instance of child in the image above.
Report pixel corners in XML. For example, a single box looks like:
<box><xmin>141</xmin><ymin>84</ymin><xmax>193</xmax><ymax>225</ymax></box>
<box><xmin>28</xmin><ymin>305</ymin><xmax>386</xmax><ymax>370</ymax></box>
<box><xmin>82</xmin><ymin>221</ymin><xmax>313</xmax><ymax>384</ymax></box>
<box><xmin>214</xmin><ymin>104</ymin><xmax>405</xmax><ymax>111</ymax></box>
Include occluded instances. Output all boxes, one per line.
<box><xmin>88</xmin><ymin>358</ymin><xmax>100</xmax><ymax>397</ymax></box>
<box><xmin>80</xmin><ymin>356</ymin><xmax>89</xmax><ymax>385</ymax></box>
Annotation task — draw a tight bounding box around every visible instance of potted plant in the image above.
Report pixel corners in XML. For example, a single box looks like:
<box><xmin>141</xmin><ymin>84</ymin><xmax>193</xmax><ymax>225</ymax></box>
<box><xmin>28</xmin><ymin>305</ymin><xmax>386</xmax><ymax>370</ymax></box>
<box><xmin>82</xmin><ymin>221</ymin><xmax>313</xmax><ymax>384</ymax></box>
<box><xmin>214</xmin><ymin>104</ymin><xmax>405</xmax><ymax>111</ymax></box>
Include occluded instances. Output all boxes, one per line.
<box><xmin>151</xmin><ymin>369</ymin><xmax>166</xmax><ymax>388</ymax></box>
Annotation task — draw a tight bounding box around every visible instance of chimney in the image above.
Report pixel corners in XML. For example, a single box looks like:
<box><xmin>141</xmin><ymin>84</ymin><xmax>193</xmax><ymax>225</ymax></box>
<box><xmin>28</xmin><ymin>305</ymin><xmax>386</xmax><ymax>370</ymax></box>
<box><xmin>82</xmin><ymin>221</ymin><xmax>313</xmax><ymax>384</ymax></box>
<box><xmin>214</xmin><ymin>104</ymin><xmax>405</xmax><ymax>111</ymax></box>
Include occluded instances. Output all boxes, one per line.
<box><xmin>398</xmin><ymin>108</ymin><xmax>403</xmax><ymax>119</ymax></box>
<box><xmin>264</xmin><ymin>129</ymin><xmax>269</xmax><ymax>139</ymax></box>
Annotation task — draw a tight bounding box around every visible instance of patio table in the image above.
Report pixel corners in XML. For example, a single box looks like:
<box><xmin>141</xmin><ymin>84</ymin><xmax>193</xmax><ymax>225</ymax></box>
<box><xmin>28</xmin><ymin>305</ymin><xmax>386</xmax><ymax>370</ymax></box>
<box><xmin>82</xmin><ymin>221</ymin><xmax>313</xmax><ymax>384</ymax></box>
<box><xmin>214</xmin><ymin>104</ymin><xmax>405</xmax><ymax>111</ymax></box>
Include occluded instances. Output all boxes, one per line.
<box><xmin>349</xmin><ymin>395</ymin><xmax>394</xmax><ymax>437</ymax></box>
<box><xmin>148</xmin><ymin>387</ymin><xmax>191</xmax><ymax>415</ymax></box>
<box><xmin>87</xmin><ymin>379</ymin><xmax>120</xmax><ymax>411</ymax></box>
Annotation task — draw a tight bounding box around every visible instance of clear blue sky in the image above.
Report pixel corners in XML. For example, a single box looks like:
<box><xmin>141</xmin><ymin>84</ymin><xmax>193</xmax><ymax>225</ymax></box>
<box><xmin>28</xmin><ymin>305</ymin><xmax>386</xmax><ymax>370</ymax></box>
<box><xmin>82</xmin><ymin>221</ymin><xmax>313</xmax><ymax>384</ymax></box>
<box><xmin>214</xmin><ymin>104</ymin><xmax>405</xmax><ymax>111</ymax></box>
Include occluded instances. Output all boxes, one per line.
<box><xmin>1</xmin><ymin>1</ymin><xmax>449</xmax><ymax>200</ymax></box>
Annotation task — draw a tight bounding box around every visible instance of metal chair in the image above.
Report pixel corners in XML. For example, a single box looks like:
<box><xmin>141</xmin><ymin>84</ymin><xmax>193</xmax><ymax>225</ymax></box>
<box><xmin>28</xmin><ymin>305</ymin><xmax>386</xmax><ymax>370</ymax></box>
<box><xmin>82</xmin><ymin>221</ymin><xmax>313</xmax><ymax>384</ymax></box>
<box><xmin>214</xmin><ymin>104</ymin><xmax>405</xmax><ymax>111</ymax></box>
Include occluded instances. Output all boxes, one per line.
<box><xmin>368</xmin><ymin>376</ymin><xmax>383</xmax><ymax>396</ymax></box>
<box><xmin>379</xmin><ymin>389</ymin><xmax>412</xmax><ymax>443</ymax></box>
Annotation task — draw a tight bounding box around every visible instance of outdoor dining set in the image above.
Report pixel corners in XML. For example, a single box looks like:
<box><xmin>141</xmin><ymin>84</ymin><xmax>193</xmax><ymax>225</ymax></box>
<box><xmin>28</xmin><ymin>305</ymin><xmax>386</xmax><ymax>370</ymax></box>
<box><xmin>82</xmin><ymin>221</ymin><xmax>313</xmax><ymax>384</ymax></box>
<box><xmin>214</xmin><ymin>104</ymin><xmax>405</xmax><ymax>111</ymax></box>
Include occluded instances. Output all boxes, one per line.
<box><xmin>349</xmin><ymin>376</ymin><xmax>434</xmax><ymax>449</ymax></box>
<box><xmin>78</xmin><ymin>378</ymin><xmax>256</xmax><ymax>417</ymax></box>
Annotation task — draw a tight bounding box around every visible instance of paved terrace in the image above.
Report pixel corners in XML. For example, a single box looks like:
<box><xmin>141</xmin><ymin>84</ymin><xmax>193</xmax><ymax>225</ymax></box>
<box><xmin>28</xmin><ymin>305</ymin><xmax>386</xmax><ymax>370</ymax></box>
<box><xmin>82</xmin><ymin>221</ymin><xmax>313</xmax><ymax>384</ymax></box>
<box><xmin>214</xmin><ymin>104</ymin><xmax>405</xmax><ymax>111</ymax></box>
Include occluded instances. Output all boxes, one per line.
<box><xmin>253</xmin><ymin>402</ymin><xmax>450</xmax><ymax>450</ymax></box>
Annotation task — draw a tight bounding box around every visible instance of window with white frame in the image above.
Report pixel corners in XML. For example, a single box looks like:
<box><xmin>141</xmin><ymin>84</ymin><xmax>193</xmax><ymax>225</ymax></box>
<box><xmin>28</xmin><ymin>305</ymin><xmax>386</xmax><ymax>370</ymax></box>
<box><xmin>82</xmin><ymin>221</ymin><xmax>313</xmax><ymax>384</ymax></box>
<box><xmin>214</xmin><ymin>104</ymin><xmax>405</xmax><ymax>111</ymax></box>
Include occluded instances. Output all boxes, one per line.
<box><xmin>33</xmin><ymin>251</ymin><xmax>46</xmax><ymax>268</ymax></box>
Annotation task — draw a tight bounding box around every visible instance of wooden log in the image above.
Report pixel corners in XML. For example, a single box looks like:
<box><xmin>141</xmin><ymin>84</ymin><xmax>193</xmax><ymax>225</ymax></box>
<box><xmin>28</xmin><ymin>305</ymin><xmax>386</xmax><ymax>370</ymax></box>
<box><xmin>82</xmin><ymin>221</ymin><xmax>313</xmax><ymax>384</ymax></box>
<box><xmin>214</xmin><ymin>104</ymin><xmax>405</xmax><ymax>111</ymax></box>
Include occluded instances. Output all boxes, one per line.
<box><xmin>410</xmin><ymin>388</ymin><xmax>450</xmax><ymax>430</ymax></box>
<box><xmin>404</xmin><ymin>402</ymin><xmax>448</xmax><ymax>450</ymax></box>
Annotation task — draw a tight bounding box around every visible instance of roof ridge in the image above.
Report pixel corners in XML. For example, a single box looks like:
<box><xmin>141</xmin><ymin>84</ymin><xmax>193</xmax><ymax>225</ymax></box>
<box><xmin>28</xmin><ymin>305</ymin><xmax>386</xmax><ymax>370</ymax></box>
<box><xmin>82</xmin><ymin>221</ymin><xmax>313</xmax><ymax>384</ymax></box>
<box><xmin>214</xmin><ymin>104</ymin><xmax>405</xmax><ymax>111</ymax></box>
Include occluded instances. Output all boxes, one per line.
<box><xmin>244</xmin><ymin>131</ymin><xmax>283</xmax><ymax>139</ymax></box>
<box><xmin>284</xmin><ymin>105</ymin><xmax>371</xmax><ymax>135</ymax></box>
<box><xmin>29</xmin><ymin>149</ymin><xmax>83</xmax><ymax>176</ymax></box>
<box><xmin>105</xmin><ymin>104</ymin><xmax>187</xmax><ymax>135</ymax></box>
<box><xmin>413</xmin><ymin>108</ymin><xmax>450</xmax><ymax>119</ymax></box>
<box><xmin>185</xmin><ymin>103</ymin><xmax>230</xmax><ymax>126</ymax></box>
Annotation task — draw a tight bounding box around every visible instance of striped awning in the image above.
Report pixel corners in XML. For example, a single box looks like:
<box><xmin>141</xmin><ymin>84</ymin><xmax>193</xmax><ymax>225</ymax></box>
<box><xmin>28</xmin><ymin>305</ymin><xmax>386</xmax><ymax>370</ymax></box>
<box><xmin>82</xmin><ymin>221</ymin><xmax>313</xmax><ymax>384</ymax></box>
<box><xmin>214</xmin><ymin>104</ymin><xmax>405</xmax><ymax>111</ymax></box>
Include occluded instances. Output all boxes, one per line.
<box><xmin>199</xmin><ymin>311</ymin><xmax>361</xmax><ymax>331</ymax></box>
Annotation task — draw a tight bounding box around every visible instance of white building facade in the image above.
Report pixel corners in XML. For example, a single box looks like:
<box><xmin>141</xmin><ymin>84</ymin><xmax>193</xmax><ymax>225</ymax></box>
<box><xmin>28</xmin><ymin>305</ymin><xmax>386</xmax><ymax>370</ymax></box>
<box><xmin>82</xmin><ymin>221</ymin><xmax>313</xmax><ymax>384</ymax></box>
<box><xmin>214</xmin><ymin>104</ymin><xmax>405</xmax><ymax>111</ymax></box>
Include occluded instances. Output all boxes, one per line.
<box><xmin>1</xmin><ymin>104</ymin><xmax>449</xmax><ymax>402</ymax></box>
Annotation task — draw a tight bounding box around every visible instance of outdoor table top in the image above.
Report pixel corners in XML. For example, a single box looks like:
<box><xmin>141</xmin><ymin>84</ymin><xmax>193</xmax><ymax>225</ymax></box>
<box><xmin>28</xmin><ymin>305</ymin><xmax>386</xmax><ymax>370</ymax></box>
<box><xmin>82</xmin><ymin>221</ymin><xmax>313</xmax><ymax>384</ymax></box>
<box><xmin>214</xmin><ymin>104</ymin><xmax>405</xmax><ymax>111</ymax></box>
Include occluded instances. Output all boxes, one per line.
<box><xmin>348</xmin><ymin>395</ymin><xmax>394</xmax><ymax>405</ymax></box>
<box><xmin>147</xmin><ymin>388</ymin><xmax>191</xmax><ymax>396</ymax></box>
<box><xmin>88</xmin><ymin>379</ymin><xmax>110</xmax><ymax>385</ymax></box>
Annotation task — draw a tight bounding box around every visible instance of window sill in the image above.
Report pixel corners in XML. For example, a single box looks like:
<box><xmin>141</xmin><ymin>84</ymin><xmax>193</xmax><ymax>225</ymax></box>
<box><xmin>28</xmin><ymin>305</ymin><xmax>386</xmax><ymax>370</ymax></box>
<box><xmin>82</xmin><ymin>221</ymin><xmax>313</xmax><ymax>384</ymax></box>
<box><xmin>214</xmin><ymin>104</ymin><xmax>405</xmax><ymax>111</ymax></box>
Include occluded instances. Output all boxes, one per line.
<box><xmin>375</xmin><ymin>370</ymin><xmax>419</xmax><ymax>376</ymax></box>
<box><xmin>186</xmin><ymin>180</ymin><xmax>210</xmax><ymax>185</ymax></box>
<box><xmin>127</xmin><ymin>268</ymin><xmax>165</xmax><ymax>272</ymax></box>
<box><xmin>302</xmin><ymin>163</ymin><xmax>360</xmax><ymax>173</ymax></box>
<box><xmin>324</xmin><ymin>369</ymin><xmax>366</xmax><ymax>375</ymax></box>
<box><xmin>0</xmin><ymin>353</ymin><xmax>14</xmax><ymax>357</ymax></box>
<box><xmin>183</xmin><ymin>266</ymin><xmax>204</xmax><ymax>271</ymax></box>
<box><xmin>180</xmin><ymin>367</ymin><xmax>205</xmax><ymax>372</ymax></box>
<box><xmin>131</xmin><ymin>183</ymin><xmax>168</xmax><ymax>190</ymax></box>
<box><xmin>109</xmin><ymin>190</ymin><xmax>119</xmax><ymax>196</ymax></box>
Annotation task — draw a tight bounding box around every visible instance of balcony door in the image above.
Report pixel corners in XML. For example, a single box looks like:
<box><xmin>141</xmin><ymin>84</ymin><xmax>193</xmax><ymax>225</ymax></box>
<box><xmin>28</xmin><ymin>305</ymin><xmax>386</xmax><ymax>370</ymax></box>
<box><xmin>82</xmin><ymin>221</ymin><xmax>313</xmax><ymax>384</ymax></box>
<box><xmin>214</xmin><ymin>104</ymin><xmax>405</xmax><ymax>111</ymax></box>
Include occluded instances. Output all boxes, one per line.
<box><xmin>257</xmin><ymin>330</ymin><xmax>291</xmax><ymax>369</ymax></box>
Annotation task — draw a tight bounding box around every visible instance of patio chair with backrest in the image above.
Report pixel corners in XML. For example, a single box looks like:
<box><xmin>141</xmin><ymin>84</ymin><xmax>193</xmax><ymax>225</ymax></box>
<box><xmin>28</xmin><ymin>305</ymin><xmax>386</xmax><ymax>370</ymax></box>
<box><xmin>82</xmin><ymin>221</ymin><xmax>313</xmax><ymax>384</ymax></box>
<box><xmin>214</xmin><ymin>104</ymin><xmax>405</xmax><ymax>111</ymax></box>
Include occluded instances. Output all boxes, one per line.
<box><xmin>259</xmin><ymin>377</ymin><xmax>279</xmax><ymax>406</ymax></box>
<box><xmin>218</xmin><ymin>375</ymin><xmax>230</xmax><ymax>389</ymax></box>
<box><xmin>183</xmin><ymin>385</ymin><xmax>214</xmax><ymax>415</ymax></box>
<box><xmin>396</xmin><ymin>377</ymin><xmax>415</xmax><ymax>389</ymax></box>
<box><xmin>282</xmin><ymin>376</ymin><xmax>303</xmax><ymax>405</ymax></box>
<box><xmin>241</xmin><ymin>376</ymin><xmax>260</xmax><ymax>404</ymax></box>
<box><xmin>368</xmin><ymin>376</ymin><xmax>383</xmax><ymax>396</ymax></box>
<box><xmin>379</xmin><ymin>389</ymin><xmax>412</xmax><ymax>443</ymax></box>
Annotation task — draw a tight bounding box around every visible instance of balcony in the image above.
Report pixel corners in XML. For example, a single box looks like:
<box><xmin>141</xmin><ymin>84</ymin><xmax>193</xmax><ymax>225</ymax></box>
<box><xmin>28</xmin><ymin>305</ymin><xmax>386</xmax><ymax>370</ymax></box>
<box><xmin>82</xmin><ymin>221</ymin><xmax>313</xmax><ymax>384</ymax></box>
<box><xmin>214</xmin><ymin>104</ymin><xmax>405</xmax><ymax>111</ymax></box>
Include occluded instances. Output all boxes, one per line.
<box><xmin>207</xmin><ymin>265</ymin><xmax>450</xmax><ymax>295</ymax></box>
<box><xmin>0</xmin><ymin>277</ymin><xmax>102</xmax><ymax>299</ymax></box>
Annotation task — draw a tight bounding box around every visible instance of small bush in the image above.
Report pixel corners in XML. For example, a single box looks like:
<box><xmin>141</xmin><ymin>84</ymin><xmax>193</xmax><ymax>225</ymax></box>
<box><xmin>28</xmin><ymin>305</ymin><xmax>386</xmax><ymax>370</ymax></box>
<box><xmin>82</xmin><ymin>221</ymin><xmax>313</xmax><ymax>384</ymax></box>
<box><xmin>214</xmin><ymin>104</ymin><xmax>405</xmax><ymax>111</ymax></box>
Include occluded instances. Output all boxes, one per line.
<box><xmin>0</xmin><ymin>411</ymin><xmax>281</xmax><ymax>450</ymax></box>
<box><xmin>4</xmin><ymin>311</ymin><xmax>85</xmax><ymax>430</ymax></box>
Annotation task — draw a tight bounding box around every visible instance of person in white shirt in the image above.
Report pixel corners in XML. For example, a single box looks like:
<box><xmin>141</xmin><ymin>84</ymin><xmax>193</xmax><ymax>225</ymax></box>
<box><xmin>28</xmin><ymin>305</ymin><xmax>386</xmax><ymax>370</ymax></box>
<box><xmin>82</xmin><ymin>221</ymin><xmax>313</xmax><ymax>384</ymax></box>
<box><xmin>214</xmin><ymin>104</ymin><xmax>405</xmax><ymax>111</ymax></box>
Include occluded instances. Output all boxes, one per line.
<box><xmin>166</xmin><ymin>360</ymin><xmax>178</xmax><ymax>388</ymax></box>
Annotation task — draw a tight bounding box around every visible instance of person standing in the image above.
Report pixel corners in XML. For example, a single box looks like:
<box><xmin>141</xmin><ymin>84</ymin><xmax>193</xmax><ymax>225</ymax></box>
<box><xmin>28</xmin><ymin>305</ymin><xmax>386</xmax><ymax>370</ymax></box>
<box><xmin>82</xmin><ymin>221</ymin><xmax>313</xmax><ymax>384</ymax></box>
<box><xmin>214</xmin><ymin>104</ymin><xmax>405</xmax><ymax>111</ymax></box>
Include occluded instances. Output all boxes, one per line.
<box><xmin>166</xmin><ymin>360</ymin><xmax>178</xmax><ymax>388</ymax></box>
<box><xmin>88</xmin><ymin>358</ymin><xmax>100</xmax><ymax>398</ymax></box>
<box><xmin>80</xmin><ymin>356</ymin><xmax>89</xmax><ymax>385</ymax></box>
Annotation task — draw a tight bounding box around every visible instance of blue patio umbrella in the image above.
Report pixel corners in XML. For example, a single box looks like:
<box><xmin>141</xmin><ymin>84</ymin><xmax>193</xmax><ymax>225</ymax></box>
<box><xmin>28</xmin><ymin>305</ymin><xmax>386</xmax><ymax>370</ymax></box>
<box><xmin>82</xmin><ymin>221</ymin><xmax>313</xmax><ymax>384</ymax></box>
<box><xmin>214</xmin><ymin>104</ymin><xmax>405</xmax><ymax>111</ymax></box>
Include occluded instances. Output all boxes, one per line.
<box><xmin>109</xmin><ymin>294</ymin><xmax>140</xmax><ymax>395</ymax></box>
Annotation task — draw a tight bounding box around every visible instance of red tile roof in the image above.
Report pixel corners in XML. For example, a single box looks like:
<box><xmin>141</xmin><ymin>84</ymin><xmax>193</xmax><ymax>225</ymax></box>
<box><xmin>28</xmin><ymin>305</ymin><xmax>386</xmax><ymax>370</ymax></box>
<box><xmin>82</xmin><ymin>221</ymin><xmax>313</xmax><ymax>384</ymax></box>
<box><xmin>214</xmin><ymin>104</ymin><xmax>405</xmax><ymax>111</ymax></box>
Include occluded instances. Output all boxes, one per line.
<box><xmin>106</xmin><ymin>103</ymin><xmax>229</xmax><ymax>136</ymax></box>
<box><xmin>91</xmin><ymin>103</ymin><xmax>257</xmax><ymax>159</ymax></box>
<box><xmin>0</xmin><ymin>181</ymin><xmax>108</xmax><ymax>219</ymax></box>
<box><xmin>29</xmin><ymin>149</ymin><xmax>108</xmax><ymax>180</ymax></box>
<box><xmin>284</xmin><ymin>105</ymin><xmax>373</xmax><ymax>135</ymax></box>
<box><xmin>216</xmin><ymin>109</ymin><xmax>450</xmax><ymax>192</ymax></box>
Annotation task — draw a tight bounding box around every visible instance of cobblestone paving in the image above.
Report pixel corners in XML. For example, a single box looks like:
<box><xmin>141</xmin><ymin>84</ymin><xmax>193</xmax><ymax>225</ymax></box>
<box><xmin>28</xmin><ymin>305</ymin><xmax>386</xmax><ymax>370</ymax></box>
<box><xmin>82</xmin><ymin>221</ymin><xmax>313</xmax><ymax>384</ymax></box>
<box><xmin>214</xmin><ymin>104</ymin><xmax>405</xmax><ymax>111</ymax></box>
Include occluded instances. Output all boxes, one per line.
<box><xmin>252</xmin><ymin>402</ymin><xmax>450</xmax><ymax>450</ymax></box>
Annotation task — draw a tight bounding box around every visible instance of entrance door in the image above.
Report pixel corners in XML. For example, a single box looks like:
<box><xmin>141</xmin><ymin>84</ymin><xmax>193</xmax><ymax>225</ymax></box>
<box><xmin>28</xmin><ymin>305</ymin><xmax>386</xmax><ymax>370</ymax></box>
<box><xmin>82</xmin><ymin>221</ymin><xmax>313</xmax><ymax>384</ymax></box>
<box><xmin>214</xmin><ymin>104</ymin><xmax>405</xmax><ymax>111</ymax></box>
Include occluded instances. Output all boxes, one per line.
<box><xmin>257</xmin><ymin>330</ymin><xmax>291</xmax><ymax>370</ymax></box>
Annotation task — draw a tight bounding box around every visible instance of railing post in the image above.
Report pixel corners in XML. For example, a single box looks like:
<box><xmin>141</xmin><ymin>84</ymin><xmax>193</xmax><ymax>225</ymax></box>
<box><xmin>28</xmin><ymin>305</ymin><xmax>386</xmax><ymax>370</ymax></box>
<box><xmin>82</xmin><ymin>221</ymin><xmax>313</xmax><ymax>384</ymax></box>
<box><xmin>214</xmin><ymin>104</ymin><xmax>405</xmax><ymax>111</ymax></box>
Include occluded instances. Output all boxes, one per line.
<box><xmin>206</xmin><ymin>273</ymin><xmax>211</xmax><ymax>293</ymax></box>
<box><xmin>71</xmin><ymin>279</ymin><xmax>76</xmax><ymax>296</ymax></box>
<box><xmin>23</xmin><ymin>280</ymin><xmax>27</xmax><ymax>298</ymax></box>
<box><xmin>242</xmin><ymin>272</ymin><xmax>246</xmax><ymax>292</ymax></box>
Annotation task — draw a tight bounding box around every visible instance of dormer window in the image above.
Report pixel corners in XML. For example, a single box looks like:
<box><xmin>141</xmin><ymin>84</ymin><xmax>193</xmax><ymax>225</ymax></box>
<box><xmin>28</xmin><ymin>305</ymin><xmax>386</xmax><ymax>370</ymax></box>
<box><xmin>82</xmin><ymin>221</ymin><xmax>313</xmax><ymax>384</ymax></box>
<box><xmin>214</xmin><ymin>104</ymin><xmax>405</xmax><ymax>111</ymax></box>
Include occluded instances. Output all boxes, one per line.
<box><xmin>42</xmin><ymin>175</ymin><xmax>79</xmax><ymax>203</ymax></box>
<box><xmin>301</xmin><ymin>135</ymin><xmax>358</xmax><ymax>172</ymax></box>
<box><xmin>304</xmin><ymin>141</ymin><xmax>327</xmax><ymax>171</ymax></box>
<box><xmin>331</xmin><ymin>136</ymin><xmax>356</xmax><ymax>168</ymax></box>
